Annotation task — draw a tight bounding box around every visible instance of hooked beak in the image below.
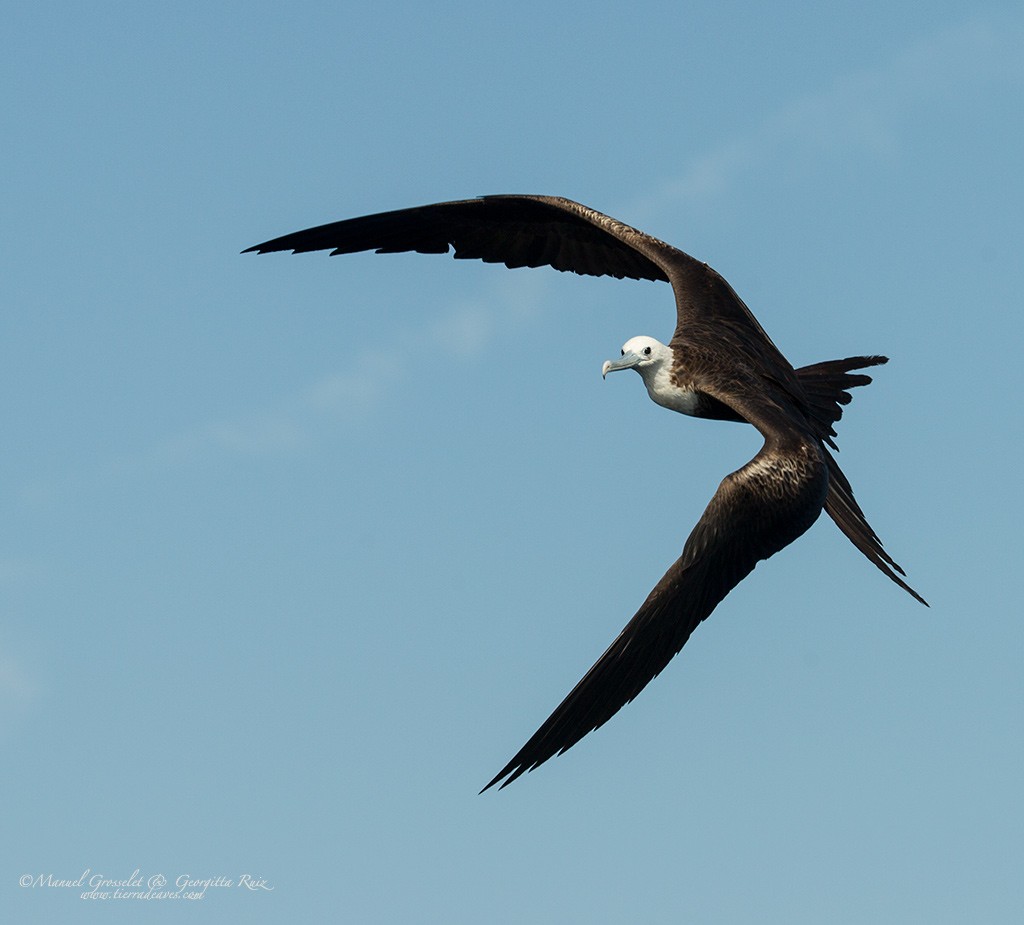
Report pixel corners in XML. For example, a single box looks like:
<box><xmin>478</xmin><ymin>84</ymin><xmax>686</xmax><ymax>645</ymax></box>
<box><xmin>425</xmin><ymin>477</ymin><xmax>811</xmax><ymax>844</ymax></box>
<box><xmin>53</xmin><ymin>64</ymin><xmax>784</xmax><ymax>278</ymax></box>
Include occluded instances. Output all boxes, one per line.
<box><xmin>601</xmin><ymin>352</ymin><xmax>642</xmax><ymax>379</ymax></box>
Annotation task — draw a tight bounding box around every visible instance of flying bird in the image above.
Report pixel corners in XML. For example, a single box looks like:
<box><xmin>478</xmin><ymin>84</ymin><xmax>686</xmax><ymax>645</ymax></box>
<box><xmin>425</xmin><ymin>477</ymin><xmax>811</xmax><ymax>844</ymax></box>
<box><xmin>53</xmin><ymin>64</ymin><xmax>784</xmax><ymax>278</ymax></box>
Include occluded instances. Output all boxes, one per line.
<box><xmin>244</xmin><ymin>195</ymin><xmax>926</xmax><ymax>791</ymax></box>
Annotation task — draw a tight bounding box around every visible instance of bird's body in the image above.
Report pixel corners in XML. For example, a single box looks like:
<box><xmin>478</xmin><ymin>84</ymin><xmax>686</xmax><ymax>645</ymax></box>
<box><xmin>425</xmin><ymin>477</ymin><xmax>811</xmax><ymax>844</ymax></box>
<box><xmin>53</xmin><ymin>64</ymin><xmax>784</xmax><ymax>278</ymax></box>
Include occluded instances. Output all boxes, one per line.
<box><xmin>245</xmin><ymin>195</ymin><xmax>925</xmax><ymax>790</ymax></box>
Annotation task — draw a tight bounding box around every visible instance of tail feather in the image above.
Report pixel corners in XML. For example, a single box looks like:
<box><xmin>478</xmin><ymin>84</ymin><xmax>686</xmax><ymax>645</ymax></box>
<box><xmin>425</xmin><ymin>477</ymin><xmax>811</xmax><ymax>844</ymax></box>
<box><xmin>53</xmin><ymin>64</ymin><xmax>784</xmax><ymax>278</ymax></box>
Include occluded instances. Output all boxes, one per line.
<box><xmin>796</xmin><ymin>355</ymin><xmax>888</xmax><ymax>450</ymax></box>
<box><xmin>823</xmin><ymin>449</ymin><xmax>928</xmax><ymax>605</ymax></box>
<box><xmin>795</xmin><ymin>355</ymin><xmax>927</xmax><ymax>606</ymax></box>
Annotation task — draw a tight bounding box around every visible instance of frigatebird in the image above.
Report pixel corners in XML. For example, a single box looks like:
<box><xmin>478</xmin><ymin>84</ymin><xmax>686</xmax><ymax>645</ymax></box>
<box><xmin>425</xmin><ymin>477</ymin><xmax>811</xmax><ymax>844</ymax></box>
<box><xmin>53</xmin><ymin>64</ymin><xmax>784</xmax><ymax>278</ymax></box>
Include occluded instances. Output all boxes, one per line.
<box><xmin>244</xmin><ymin>195</ymin><xmax>926</xmax><ymax>791</ymax></box>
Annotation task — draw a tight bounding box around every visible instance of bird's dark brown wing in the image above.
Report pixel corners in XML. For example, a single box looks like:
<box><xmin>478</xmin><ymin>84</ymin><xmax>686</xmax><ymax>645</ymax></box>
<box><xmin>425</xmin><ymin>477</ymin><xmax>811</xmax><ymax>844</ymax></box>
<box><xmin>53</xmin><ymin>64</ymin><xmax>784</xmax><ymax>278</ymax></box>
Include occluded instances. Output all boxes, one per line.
<box><xmin>245</xmin><ymin>193</ymin><xmax>794</xmax><ymax>368</ymax></box>
<box><xmin>244</xmin><ymin>195</ymin><xmax>676</xmax><ymax>282</ymax></box>
<box><xmin>482</xmin><ymin>430</ymin><xmax>829</xmax><ymax>791</ymax></box>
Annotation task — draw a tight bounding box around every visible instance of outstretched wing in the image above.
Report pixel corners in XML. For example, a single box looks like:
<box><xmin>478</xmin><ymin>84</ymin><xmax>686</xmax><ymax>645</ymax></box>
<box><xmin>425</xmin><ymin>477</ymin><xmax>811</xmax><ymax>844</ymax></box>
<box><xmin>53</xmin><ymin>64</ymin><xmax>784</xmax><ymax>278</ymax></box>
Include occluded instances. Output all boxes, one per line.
<box><xmin>245</xmin><ymin>193</ymin><xmax>794</xmax><ymax>364</ymax></box>
<box><xmin>244</xmin><ymin>195</ymin><xmax>676</xmax><ymax>282</ymax></box>
<box><xmin>482</xmin><ymin>436</ymin><xmax>828</xmax><ymax>791</ymax></box>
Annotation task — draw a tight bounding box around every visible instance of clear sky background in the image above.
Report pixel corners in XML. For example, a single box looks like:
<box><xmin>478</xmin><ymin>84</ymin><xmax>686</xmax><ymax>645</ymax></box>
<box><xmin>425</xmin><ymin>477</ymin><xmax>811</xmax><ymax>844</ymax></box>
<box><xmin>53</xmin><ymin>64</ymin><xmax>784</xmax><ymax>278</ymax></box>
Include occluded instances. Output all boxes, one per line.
<box><xmin>3</xmin><ymin>2</ymin><xmax>1022</xmax><ymax>922</ymax></box>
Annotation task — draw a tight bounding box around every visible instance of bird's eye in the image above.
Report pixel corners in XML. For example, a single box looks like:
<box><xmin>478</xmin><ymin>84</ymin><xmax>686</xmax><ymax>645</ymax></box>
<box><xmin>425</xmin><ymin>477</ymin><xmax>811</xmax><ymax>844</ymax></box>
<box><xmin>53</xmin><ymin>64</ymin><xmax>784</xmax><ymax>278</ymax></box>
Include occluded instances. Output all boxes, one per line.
<box><xmin>620</xmin><ymin>349</ymin><xmax>625</xmax><ymax>356</ymax></box>
<box><xmin>643</xmin><ymin>346</ymin><xmax>652</xmax><ymax>356</ymax></box>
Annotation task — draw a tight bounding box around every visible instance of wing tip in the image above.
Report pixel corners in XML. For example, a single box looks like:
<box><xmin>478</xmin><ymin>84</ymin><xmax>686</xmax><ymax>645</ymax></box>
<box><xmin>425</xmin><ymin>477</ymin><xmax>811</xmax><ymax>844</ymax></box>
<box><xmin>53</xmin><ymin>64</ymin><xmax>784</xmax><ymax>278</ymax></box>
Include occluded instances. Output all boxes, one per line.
<box><xmin>479</xmin><ymin>763</ymin><xmax>528</xmax><ymax>794</ymax></box>
<box><xmin>242</xmin><ymin>241</ymin><xmax>294</xmax><ymax>255</ymax></box>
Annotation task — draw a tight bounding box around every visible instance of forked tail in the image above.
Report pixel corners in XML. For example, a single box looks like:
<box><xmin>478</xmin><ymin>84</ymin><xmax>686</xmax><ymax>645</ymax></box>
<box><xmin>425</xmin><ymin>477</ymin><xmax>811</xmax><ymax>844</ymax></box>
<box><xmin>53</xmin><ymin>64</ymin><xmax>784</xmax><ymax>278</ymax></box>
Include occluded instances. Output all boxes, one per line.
<box><xmin>795</xmin><ymin>356</ymin><xmax>927</xmax><ymax>606</ymax></box>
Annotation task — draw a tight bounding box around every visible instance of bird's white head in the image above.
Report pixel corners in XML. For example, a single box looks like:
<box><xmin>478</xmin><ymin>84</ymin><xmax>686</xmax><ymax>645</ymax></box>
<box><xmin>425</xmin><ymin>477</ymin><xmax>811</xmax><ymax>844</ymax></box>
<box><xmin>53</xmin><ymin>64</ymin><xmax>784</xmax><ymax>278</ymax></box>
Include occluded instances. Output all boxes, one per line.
<box><xmin>602</xmin><ymin>335</ymin><xmax>698</xmax><ymax>415</ymax></box>
<box><xmin>601</xmin><ymin>335</ymin><xmax>672</xmax><ymax>381</ymax></box>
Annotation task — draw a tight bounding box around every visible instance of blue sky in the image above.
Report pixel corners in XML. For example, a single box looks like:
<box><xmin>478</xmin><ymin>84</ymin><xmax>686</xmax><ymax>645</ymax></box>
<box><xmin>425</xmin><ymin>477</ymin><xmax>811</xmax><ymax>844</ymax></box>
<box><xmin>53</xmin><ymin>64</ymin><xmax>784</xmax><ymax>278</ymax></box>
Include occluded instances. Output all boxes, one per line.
<box><xmin>3</xmin><ymin>2</ymin><xmax>1023</xmax><ymax>921</ymax></box>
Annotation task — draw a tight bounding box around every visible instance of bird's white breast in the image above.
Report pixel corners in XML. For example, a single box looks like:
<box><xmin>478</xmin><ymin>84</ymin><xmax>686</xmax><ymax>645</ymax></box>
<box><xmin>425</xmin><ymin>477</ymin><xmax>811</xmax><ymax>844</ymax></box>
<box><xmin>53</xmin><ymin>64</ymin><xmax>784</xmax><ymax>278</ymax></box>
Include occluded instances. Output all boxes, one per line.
<box><xmin>642</xmin><ymin>364</ymin><xmax>701</xmax><ymax>416</ymax></box>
